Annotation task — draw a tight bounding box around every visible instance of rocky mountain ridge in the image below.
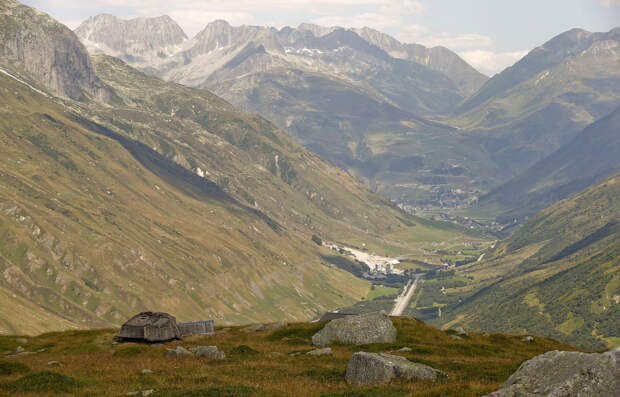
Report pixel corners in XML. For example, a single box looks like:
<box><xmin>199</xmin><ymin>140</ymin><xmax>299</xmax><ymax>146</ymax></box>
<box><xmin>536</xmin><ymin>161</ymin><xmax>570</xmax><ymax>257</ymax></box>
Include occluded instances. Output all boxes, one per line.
<box><xmin>0</xmin><ymin>0</ymin><xmax>110</xmax><ymax>101</ymax></box>
<box><xmin>75</xmin><ymin>13</ymin><xmax>187</xmax><ymax>68</ymax></box>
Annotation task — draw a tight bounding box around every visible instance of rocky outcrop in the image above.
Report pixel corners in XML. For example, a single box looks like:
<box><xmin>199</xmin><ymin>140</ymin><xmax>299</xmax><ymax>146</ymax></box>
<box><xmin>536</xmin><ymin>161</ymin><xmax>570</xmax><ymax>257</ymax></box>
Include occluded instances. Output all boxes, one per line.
<box><xmin>312</xmin><ymin>312</ymin><xmax>397</xmax><ymax>346</ymax></box>
<box><xmin>0</xmin><ymin>0</ymin><xmax>110</xmax><ymax>101</ymax></box>
<box><xmin>353</xmin><ymin>26</ymin><xmax>488</xmax><ymax>96</ymax></box>
<box><xmin>75</xmin><ymin>14</ymin><xmax>187</xmax><ymax>66</ymax></box>
<box><xmin>118</xmin><ymin>312</ymin><xmax>181</xmax><ymax>342</ymax></box>
<box><xmin>345</xmin><ymin>352</ymin><xmax>446</xmax><ymax>385</ymax></box>
<box><xmin>485</xmin><ymin>348</ymin><xmax>620</xmax><ymax>396</ymax></box>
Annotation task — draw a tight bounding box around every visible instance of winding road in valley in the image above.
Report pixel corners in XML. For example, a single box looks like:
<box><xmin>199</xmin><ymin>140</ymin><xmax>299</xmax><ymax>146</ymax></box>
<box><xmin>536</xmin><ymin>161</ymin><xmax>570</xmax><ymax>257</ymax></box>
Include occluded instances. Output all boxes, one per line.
<box><xmin>390</xmin><ymin>274</ymin><xmax>422</xmax><ymax>316</ymax></box>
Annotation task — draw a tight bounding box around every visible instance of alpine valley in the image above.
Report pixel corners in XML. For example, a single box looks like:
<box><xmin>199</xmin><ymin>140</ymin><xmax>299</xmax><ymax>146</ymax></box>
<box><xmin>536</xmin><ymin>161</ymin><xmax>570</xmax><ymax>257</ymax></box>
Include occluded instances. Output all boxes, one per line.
<box><xmin>0</xmin><ymin>0</ymin><xmax>618</xmax><ymax>374</ymax></box>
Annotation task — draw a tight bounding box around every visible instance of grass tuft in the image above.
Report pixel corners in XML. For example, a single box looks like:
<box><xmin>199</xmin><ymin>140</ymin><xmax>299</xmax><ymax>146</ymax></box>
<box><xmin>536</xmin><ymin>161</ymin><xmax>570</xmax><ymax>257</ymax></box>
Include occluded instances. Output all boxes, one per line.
<box><xmin>155</xmin><ymin>386</ymin><xmax>263</xmax><ymax>396</ymax></box>
<box><xmin>1</xmin><ymin>370</ymin><xmax>81</xmax><ymax>393</ymax></box>
<box><xmin>113</xmin><ymin>345</ymin><xmax>149</xmax><ymax>357</ymax></box>
<box><xmin>0</xmin><ymin>361</ymin><xmax>30</xmax><ymax>376</ymax></box>
<box><xmin>319</xmin><ymin>387</ymin><xmax>410</xmax><ymax>397</ymax></box>
<box><xmin>229</xmin><ymin>345</ymin><xmax>259</xmax><ymax>357</ymax></box>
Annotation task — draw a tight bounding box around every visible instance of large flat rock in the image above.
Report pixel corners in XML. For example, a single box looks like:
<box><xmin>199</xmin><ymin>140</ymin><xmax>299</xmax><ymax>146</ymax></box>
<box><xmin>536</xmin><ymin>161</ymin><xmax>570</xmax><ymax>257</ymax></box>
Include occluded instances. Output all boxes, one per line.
<box><xmin>312</xmin><ymin>312</ymin><xmax>397</xmax><ymax>346</ymax></box>
<box><xmin>485</xmin><ymin>348</ymin><xmax>620</xmax><ymax>396</ymax></box>
<box><xmin>345</xmin><ymin>352</ymin><xmax>446</xmax><ymax>385</ymax></box>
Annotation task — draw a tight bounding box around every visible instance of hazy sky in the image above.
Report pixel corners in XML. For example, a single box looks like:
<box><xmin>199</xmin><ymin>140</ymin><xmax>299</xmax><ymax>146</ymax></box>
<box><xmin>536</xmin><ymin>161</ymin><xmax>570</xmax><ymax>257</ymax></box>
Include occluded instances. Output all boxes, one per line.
<box><xmin>21</xmin><ymin>0</ymin><xmax>620</xmax><ymax>76</ymax></box>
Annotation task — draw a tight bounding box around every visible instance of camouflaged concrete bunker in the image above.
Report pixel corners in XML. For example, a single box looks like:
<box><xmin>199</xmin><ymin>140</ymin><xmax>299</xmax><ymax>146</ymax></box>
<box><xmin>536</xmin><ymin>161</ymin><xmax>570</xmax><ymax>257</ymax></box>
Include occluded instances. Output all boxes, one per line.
<box><xmin>118</xmin><ymin>311</ymin><xmax>182</xmax><ymax>342</ymax></box>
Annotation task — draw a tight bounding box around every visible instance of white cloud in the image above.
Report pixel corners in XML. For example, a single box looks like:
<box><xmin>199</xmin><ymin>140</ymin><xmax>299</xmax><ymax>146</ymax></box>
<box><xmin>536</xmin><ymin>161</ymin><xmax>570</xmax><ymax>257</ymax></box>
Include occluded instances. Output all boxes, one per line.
<box><xmin>459</xmin><ymin>50</ymin><xmax>528</xmax><ymax>77</ymax></box>
<box><xmin>600</xmin><ymin>0</ymin><xmax>620</xmax><ymax>7</ymax></box>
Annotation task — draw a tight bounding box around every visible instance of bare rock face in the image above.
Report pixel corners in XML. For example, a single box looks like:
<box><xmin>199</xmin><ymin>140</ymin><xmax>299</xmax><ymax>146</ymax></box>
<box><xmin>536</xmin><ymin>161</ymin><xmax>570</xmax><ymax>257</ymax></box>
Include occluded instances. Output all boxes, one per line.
<box><xmin>118</xmin><ymin>311</ymin><xmax>181</xmax><ymax>342</ymax></box>
<box><xmin>485</xmin><ymin>348</ymin><xmax>620</xmax><ymax>396</ymax></box>
<box><xmin>345</xmin><ymin>352</ymin><xmax>446</xmax><ymax>386</ymax></box>
<box><xmin>74</xmin><ymin>14</ymin><xmax>187</xmax><ymax>67</ymax></box>
<box><xmin>0</xmin><ymin>0</ymin><xmax>110</xmax><ymax>101</ymax></box>
<box><xmin>312</xmin><ymin>312</ymin><xmax>397</xmax><ymax>346</ymax></box>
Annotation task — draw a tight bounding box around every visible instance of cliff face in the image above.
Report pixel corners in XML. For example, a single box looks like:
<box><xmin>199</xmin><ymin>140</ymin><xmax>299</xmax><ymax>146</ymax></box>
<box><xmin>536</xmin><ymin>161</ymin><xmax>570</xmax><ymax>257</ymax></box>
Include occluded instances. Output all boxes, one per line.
<box><xmin>75</xmin><ymin>14</ymin><xmax>187</xmax><ymax>64</ymax></box>
<box><xmin>0</xmin><ymin>0</ymin><xmax>110</xmax><ymax>101</ymax></box>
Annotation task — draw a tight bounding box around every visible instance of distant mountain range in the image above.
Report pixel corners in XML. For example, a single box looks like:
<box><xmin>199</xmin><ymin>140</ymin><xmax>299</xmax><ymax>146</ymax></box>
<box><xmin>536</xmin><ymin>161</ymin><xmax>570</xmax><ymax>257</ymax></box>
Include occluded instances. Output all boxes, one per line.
<box><xmin>74</xmin><ymin>15</ymin><xmax>620</xmax><ymax>212</ymax></box>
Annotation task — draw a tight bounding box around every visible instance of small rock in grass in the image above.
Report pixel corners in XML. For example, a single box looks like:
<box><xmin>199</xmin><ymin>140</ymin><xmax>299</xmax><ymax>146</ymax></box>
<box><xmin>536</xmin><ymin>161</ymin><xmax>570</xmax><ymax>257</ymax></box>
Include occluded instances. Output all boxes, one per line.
<box><xmin>398</xmin><ymin>347</ymin><xmax>412</xmax><ymax>352</ymax></box>
<box><xmin>195</xmin><ymin>345</ymin><xmax>225</xmax><ymax>359</ymax></box>
<box><xmin>15</xmin><ymin>346</ymin><xmax>24</xmax><ymax>353</ymax></box>
<box><xmin>264</xmin><ymin>322</ymin><xmax>288</xmax><ymax>331</ymax></box>
<box><xmin>16</xmin><ymin>338</ymin><xmax>28</xmax><ymax>344</ymax></box>
<box><xmin>127</xmin><ymin>390</ymin><xmax>155</xmax><ymax>396</ymax></box>
<box><xmin>483</xmin><ymin>332</ymin><xmax>490</xmax><ymax>337</ymax></box>
<box><xmin>165</xmin><ymin>346</ymin><xmax>193</xmax><ymax>357</ymax></box>
<box><xmin>47</xmin><ymin>361</ymin><xmax>63</xmax><ymax>366</ymax></box>
<box><xmin>243</xmin><ymin>324</ymin><xmax>266</xmax><ymax>332</ymax></box>
<box><xmin>522</xmin><ymin>336</ymin><xmax>534</xmax><ymax>342</ymax></box>
<box><xmin>141</xmin><ymin>369</ymin><xmax>153</xmax><ymax>375</ymax></box>
<box><xmin>289</xmin><ymin>352</ymin><xmax>301</xmax><ymax>357</ymax></box>
<box><xmin>306</xmin><ymin>347</ymin><xmax>332</xmax><ymax>356</ymax></box>
<box><xmin>450</xmin><ymin>335</ymin><xmax>463</xmax><ymax>340</ymax></box>
<box><xmin>111</xmin><ymin>341</ymin><xmax>119</xmax><ymax>345</ymax></box>
<box><xmin>454</xmin><ymin>327</ymin><xmax>468</xmax><ymax>337</ymax></box>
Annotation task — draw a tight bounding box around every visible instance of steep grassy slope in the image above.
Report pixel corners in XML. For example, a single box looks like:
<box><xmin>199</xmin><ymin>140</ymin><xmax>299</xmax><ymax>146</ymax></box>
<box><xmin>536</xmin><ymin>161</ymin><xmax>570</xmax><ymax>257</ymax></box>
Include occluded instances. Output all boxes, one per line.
<box><xmin>0</xmin><ymin>72</ymin><xmax>372</xmax><ymax>333</ymax></box>
<box><xmin>431</xmin><ymin>174</ymin><xmax>620</xmax><ymax>350</ymax></box>
<box><xmin>479</xmin><ymin>106</ymin><xmax>620</xmax><ymax>223</ymax></box>
<box><xmin>453</xmin><ymin>28</ymin><xmax>620</xmax><ymax>179</ymax></box>
<box><xmin>0</xmin><ymin>318</ymin><xmax>578</xmax><ymax>396</ymax></box>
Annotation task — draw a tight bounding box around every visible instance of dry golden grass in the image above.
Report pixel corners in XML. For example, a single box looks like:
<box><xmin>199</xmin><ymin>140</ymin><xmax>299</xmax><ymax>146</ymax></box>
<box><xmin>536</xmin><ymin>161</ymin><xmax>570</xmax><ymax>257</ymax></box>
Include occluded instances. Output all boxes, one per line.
<box><xmin>0</xmin><ymin>318</ymin><xmax>578</xmax><ymax>396</ymax></box>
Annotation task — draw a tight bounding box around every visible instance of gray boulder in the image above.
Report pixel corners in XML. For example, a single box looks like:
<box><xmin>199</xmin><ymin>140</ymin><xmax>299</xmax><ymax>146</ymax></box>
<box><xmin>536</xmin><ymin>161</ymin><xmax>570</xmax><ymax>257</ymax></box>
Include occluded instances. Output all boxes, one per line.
<box><xmin>312</xmin><ymin>312</ymin><xmax>397</xmax><ymax>346</ymax></box>
<box><xmin>118</xmin><ymin>311</ymin><xmax>182</xmax><ymax>343</ymax></box>
<box><xmin>195</xmin><ymin>345</ymin><xmax>225</xmax><ymax>359</ymax></box>
<box><xmin>345</xmin><ymin>352</ymin><xmax>446</xmax><ymax>386</ymax></box>
<box><xmin>165</xmin><ymin>346</ymin><xmax>193</xmax><ymax>357</ymax></box>
<box><xmin>485</xmin><ymin>348</ymin><xmax>620</xmax><ymax>396</ymax></box>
